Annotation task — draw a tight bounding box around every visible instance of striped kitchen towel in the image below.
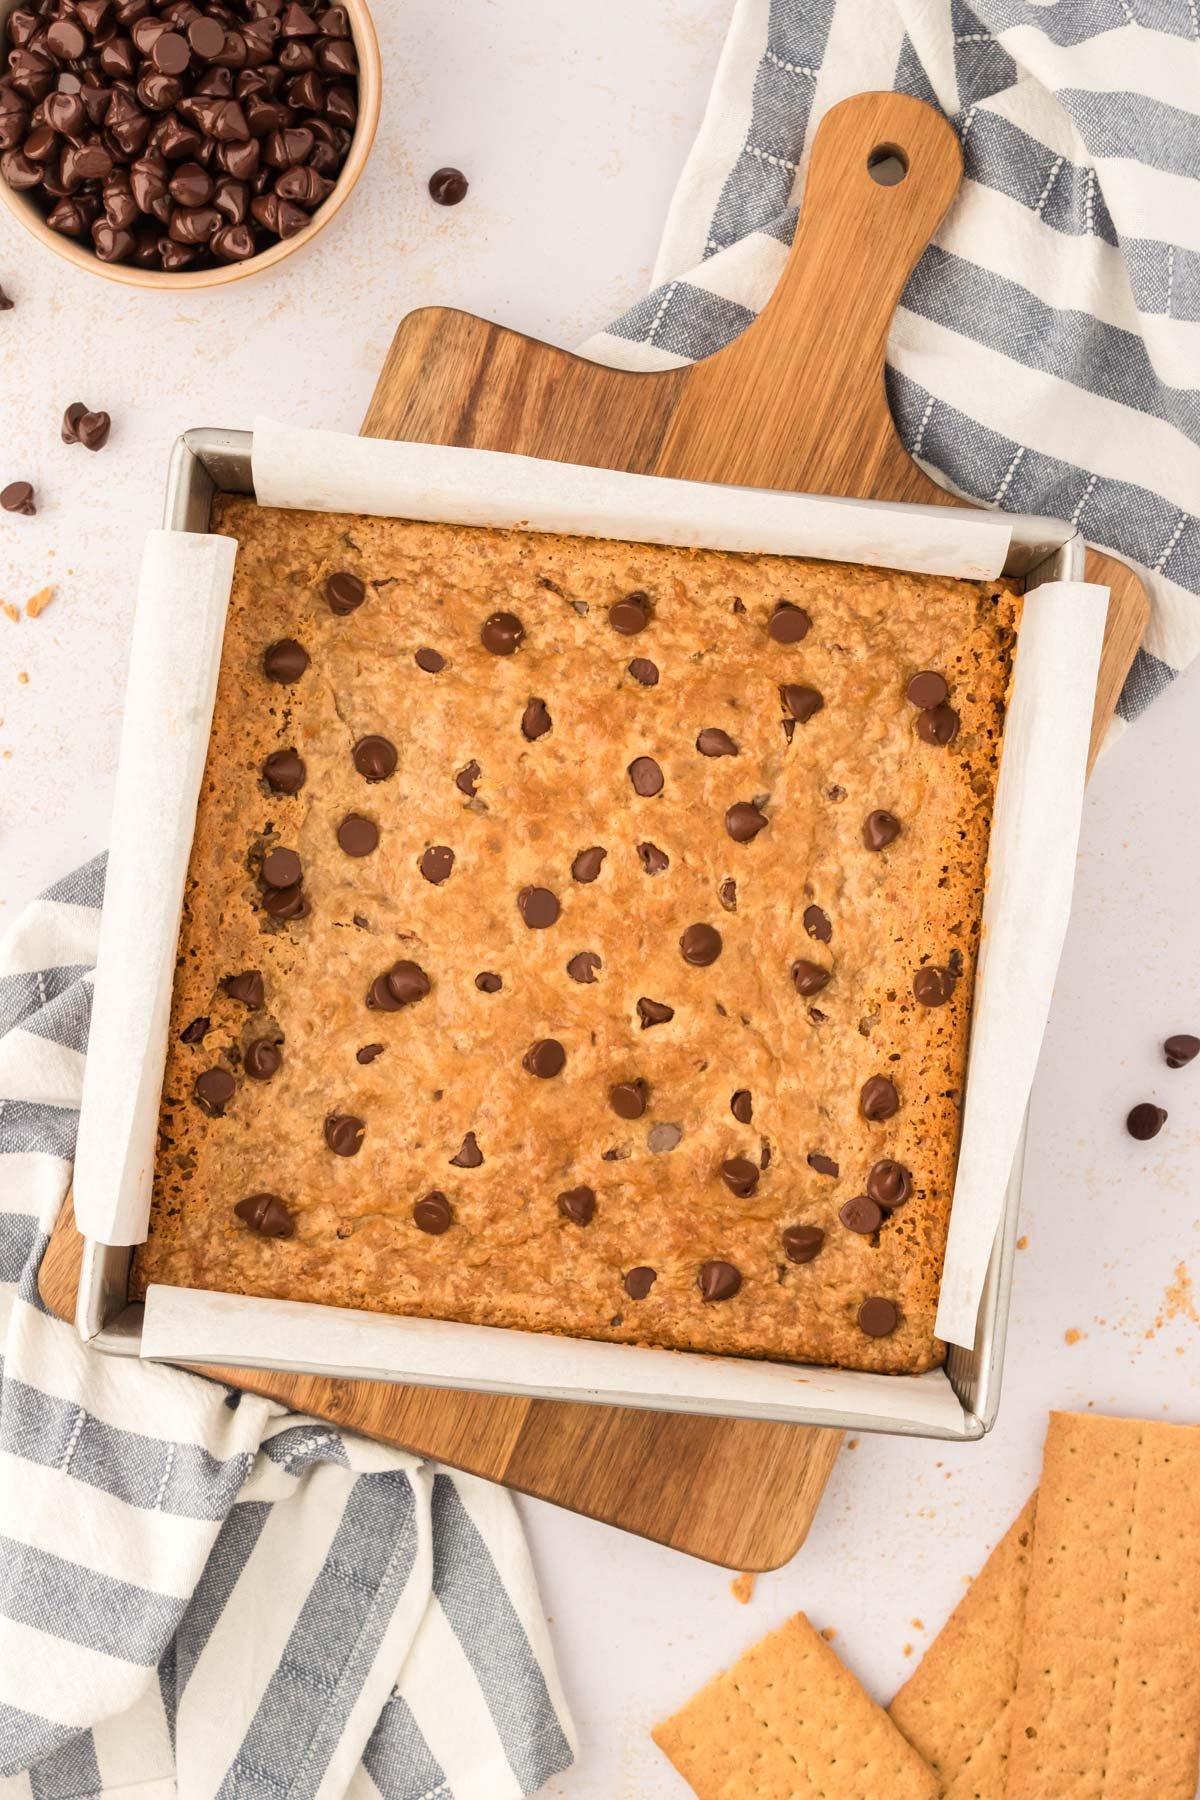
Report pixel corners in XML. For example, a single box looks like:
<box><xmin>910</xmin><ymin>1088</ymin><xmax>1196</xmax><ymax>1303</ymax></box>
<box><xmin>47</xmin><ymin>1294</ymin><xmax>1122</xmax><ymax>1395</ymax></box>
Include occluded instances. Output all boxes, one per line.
<box><xmin>587</xmin><ymin>0</ymin><xmax>1200</xmax><ymax>730</ymax></box>
<box><xmin>0</xmin><ymin>855</ymin><xmax>575</xmax><ymax>1798</ymax></box>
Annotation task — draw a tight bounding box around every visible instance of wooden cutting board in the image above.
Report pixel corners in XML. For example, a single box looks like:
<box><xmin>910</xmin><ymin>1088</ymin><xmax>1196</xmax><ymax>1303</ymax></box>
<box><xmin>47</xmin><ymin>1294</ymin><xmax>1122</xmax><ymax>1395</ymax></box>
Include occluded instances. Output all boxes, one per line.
<box><xmin>40</xmin><ymin>91</ymin><xmax>1147</xmax><ymax>1570</ymax></box>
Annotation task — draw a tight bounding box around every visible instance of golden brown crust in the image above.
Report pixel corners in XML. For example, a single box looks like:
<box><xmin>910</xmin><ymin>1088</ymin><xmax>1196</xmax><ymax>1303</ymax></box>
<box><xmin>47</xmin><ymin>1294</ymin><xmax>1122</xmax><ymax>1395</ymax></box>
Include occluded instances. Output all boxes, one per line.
<box><xmin>132</xmin><ymin>499</ymin><xmax>1020</xmax><ymax>1374</ymax></box>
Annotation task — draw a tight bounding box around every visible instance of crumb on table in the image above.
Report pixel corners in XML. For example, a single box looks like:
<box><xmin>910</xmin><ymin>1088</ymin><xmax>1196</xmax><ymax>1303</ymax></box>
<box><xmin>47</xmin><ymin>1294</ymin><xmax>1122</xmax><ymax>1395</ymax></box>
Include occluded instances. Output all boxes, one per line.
<box><xmin>730</xmin><ymin>1572</ymin><xmax>756</xmax><ymax>1605</ymax></box>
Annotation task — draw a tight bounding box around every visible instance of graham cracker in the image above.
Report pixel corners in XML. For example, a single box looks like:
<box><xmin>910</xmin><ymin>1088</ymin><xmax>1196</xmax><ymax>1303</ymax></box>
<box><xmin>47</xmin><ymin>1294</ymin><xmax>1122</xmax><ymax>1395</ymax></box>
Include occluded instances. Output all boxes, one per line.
<box><xmin>652</xmin><ymin>1611</ymin><xmax>938</xmax><ymax>1799</ymax></box>
<box><xmin>889</xmin><ymin>1492</ymin><xmax>1037</xmax><ymax>1799</ymax></box>
<box><xmin>1006</xmin><ymin>1411</ymin><xmax>1200</xmax><ymax>1798</ymax></box>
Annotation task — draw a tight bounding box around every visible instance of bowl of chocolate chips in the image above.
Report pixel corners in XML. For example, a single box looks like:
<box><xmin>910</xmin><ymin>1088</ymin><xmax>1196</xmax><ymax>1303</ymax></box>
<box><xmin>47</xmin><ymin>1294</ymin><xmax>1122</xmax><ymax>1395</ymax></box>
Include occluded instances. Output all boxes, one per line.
<box><xmin>0</xmin><ymin>0</ymin><xmax>380</xmax><ymax>285</ymax></box>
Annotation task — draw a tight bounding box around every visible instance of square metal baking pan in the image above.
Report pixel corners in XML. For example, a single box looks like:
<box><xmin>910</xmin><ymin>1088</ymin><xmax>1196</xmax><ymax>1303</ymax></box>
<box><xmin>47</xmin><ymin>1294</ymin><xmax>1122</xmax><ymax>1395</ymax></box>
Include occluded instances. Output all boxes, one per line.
<box><xmin>76</xmin><ymin>427</ymin><xmax>1083</xmax><ymax>1440</ymax></box>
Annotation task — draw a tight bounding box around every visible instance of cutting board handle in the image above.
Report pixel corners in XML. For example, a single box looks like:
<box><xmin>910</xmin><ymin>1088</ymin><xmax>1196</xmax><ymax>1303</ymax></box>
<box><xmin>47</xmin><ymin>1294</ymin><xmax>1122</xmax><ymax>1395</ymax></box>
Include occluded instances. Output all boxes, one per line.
<box><xmin>658</xmin><ymin>91</ymin><xmax>963</xmax><ymax>496</ymax></box>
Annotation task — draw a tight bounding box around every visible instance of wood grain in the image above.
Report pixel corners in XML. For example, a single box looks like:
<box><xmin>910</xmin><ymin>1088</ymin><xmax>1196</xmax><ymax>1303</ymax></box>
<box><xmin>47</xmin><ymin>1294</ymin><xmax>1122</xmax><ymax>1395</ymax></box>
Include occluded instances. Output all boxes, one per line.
<box><xmin>41</xmin><ymin>91</ymin><xmax>1148</xmax><ymax>1570</ymax></box>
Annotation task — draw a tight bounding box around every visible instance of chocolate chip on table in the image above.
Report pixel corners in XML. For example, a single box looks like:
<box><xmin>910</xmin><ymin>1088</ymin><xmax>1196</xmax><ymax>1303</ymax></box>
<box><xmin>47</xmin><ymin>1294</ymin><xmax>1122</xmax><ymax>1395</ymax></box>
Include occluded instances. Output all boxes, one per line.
<box><xmin>1</xmin><ymin>480</ymin><xmax>35</xmax><ymax>515</ymax></box>
<box><xmin>610</xmin><ymin>1078</ymin><xmax>648</xmax><ymax>1119</ymax></box>
<box><xmin>61</xmin><ymin>403</ymin><xmax>110</xmax><ymax>451</ymax></box>
<box><xmin>353</xmin><ymin>735</ymin><xmax>397</xmax><ymax>780</ymax></box>
<box><xmin>420</xmin><ymin>845</ymin><xmax>454</xmax><ymax>885</ymax></box>
<box><xmin>475</xmin><ymin>971</ymin><xmax>502</xmax><ymax>993</ymax></box>
<box><xmin>783</xmin><ymin>1224</ymin><xmax>824</xmax><ymax>1264</ymax></box>
<box><xmin>567</xmin><ymin>951</ymin><xmax>601</xmax><ymax>983</ymax></box>
<box><xmin>263</xmin><ymin>749</ymin><xmax>306</xmax><ymax>794</ymax></box>
<box><xmin>194</xmin><ymin>1066</ymin><xmax>236</xmax><ymax>1115</ymax></box>
<box><xmin>628</xmin><ymin>756</ymin><xmax>664</xmax><ymax>797</ymax></box>
<box><xmin>803</xmin><ymin>905</ymin><xmax>831</xmax><ymax>943</ymax></box>
<box><xmin>413</xmin><ymin>1190</ymin><xmax>454</xmax><ymax>1234</ymax></box>
<box><xmin>234</xmin><ymin>1192</ymin><xmax>294</xmax><ymax>1238</ymax></box>
<box><xmin>325</xmin><ymin>1111</ymin><xmax>364</xmax><ymax>1155</ymax></box>
<box><xmin>730</xmin><ymin>1089</ymin><xmax>753</xmax><ymax>1124</ymax></box>
<box><xmin>244</xmin><ymin>1036</ymin><xmax>282</xmax><ymax>1080</ymax></box>
<box><xmin>523</xmin><ymin>1038</ymin><xmax>566</xmax><ymax>1079</ymax></box>
<box><xmin>917</xmin><ymin>705</ymin><xmax>959</xmax><ymax>746</ymax></box>
<box><xmin>624</xmin><ymin>1266</ymin><xmax>656</xmax><ymax>1300</ymax></box>
<box><xmin>415</xmin><ymin>647</ymin><xmax>445</xmax><ymax>673</ymax></box>
<box><xmin>698</xmin><ymin>1260</ymin><xmax>741</xmax><ymax>1302</ymax></box>
<box><xmin>913</xmin><ymin>964</ymin><xmax>955</xmax><ymax>1007</ymax></box>
<box><xmin>1165</xmin><ymin>1034</ymin><xmax>1200</xmax><ymax>1068</ymax></box>
<box><xmin>627</xmin><ymin>658</ymin><xmax>659</xmax><ymax>687</ymax></box>
<box><xmin>637</xmin><ymin>996</ymin><xmax>674</xmax><ymax>1029</ymax></box>
<box><xmin>780</xmin><ymin>684</ymin><xmax>823</xmax><ymax>723</ymax></box>
<box><xmin>725</xmin><ymin>800</ymin><xmax>767</xmax><ymax>843</ymax></box>
<box><xmin>180</xmin><ymin>1016</ymin><xmax>210</xmax><ymax>1045</ymax></box>
<box><xmin>906</xmin><ymin>670</ymin><xmax>949</xmax><ymax>709</ymax></box>
<box><xmin>264</xmin><ymin>639</ymin><xmax>309</xmax><ymax>684</ymax></box>
<box><xmin>768</xmin><ymin>601</ymin><xmax>811</xmax><ymax>644</ymax></box>
<box><xmin>356</xmin><ymin>1042</ymin><xmax>384</xmax><ymax>1064</ymax></box>
<box><xmin>1126</xmin><ymin>1102</ymin><xmax>1167</xmax><ymax>1141</ymax></box>
<box><xmin>480</xmin><ymin>610</ymin><xmax>524</xmax><ymax>654</ymax></box>
<box><xmin>696</xmin><ymin>728</ymin><xmax>738</xmax><ymax>757</ymax></box>
<box><xmin>680</xmin><ymin>923</ymin><xmax>721</xmax><ymax>966</ymax></box>
<box><xmin>326</xmin><ymin>570</ymin><xmax>364</xmax><ymax>614</ymax></box>
<box><xmin>261</xmin><ymin>846</ymin><xmax>302</xmax><ymax>888</ymax></box>
<box><xmin>720</xmin><ymin>1157</ymin><xmax>758</xmax><ymax>1198</ymax></box>
<box><xmin>858</xmin><ymin>1295</ymin><xmax>898</xmax><ymax>1337</ymax></box>
<box><xmin>367</xmin><ymin>960</ymin><xmax>430</xmax><ymax>1011</ymax></box>
<box><xmin>637</xmin><ymin>842</ymin><xmax>669</xmax><ymax>876</ymax></box>
<box><xmin>337</xmin><ymin>813</ymin><xmax>378</xmax><ymax>857</ymax></box>
<box><xmin>428</xmin><ymin>166</ymin><xmax>468</xmax><ymax>205</ymax></box>
<box><xmin>0</xmin><ymin>286</ymin><xmax>12</xmax><ymax>310</ymax></box>
<box><xmin>791</xmin><ymin>959</ymin><xmax>830</xmax><ymax>997</ymax></box>
<box><xmin>572</xmin><ymin>846</ymin><xmax>607</xmax><ymax>883</ymax></box>
<box><xmin>557</xmin><ymin>1185</ymin><xmax>596</xmax><ymax>1226</ymax></box>
<box><xmin>861</xmin><ymin>1075</ymin><xmax>900</xmax><ymax>1120</ymax></box>
<box><xmin>840</xmin><ymin>1194</ymin><xmax>883</xmax><ymax>1235</ymax></box>
<box><xmin>449</xmin><ymin>1130</ymin><xmax>483</xmax><ymax>1167</ymax></box>
<box><xmin>863</xmin><ymin>809</ymin><xmax>901</xmax><ymax>851</ymax></box>
<box><xmin>807</xmin><ymin>1152</ymin><xmax>838</xmax><ymax>1177</ymax></box>
<box><xmin>222</xmin><ymin>970</ymin><xmax>264</xmax><ymax>1008</ymax></box>
<box><xmin>609</xmin><ymin>591</ymin><xmax>651</xmax><ymax>635</ymax></box>
<box><xmin>455</xmin><ymin>760</ymin><xmax>481</xmax><ymax>798</ymax></box>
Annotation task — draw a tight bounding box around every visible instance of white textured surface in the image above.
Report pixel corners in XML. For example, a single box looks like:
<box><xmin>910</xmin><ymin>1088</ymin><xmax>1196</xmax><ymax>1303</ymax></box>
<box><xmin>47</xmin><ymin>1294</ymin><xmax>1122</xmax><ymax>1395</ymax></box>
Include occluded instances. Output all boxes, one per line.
<box><xmin>2</xmin><ymin>2</ymin><xmax>1199</xmax><ymax>1795</ymax></box>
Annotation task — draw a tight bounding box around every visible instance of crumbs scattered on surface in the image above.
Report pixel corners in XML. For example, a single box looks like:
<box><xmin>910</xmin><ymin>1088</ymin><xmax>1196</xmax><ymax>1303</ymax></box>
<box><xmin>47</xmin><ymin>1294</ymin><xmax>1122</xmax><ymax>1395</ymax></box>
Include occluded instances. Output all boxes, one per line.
<box><xmin>16</xmin><ymin>672</ymin><xmax>28</xmax><ymax>685</ymax></box>
<box><xmin>1016</xmin><ymin>1235</ymin><xmax>1028</xmax><ymax>1250</ymax></box>
<box><xmin>1064</xmin><ymin>1328</ymin><xmax>1086</xmax><ymax>1346</ymax></box>
<box><xmin>847</xmin><ymin>1438</ymin><xmax>859</xmax><ymax>1450</ymax></box>
<box><xmin>2</xmin><ymin>603</ymin><xmax>18</xmax><ymax>623</ymax></box>
<box><xmin>902</xmin><ymin>1643</ymin><xmax>913</xmax><ymax>1657</ymax></box>
<box><xmin>911</xmin><ymin>1618</ymin><xmax>925</xmax><ymax>1630</ymax></box>
<box><xmin>1144</xmin><ymin>1262</ymin><xmax>1198</xmax><ymax>1340</ymax></box>
<box><xmin>25</xmin><ymin>586</ymin><xmax>54</xmax><ymax>619</ymax></box>
<box><xmin>730</xmin><ymin>1573</ymin><xmax>756</xmax><ymax>1606</ymax></box>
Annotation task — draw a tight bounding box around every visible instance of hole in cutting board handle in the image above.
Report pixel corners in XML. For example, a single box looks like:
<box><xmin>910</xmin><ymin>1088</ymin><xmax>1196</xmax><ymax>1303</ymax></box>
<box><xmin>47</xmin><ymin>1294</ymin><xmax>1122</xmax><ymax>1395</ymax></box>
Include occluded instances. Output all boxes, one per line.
<box><xmin>867</xmin><ymin>144</ymin><xmax>909</xmax><ymax>186</ymax></box>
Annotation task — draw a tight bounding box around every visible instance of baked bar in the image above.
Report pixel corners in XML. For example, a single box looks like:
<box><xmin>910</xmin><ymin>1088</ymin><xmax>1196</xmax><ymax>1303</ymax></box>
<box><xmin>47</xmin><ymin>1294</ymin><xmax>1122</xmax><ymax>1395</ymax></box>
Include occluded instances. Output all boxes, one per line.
<box><xmin>132</xmin><ymin>499</ymin><xmax>1020</xmax><ymax>1374</ymax></box>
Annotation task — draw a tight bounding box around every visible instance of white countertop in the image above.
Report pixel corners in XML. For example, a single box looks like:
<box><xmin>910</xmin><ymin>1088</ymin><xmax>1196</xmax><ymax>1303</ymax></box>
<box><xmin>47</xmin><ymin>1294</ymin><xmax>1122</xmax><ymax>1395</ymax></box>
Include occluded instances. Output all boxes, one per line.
<box><xmin>2</xmin><ymin>2</ymin><xmax>1198</xmax><ymax>1795</ymax></box>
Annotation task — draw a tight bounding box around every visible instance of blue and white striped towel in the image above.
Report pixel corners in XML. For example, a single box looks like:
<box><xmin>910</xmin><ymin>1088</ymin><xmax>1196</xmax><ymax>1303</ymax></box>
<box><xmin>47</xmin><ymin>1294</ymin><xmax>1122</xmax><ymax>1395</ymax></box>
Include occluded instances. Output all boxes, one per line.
<box><xmin>0</xmin><ymin>855</ymin><xmax>575</xmax><ymax>1798</ymax></box>
<box><xmin>583</xmin><ymin>0</ymin><xmax>1200</xmax><ymax>730</ymax></box>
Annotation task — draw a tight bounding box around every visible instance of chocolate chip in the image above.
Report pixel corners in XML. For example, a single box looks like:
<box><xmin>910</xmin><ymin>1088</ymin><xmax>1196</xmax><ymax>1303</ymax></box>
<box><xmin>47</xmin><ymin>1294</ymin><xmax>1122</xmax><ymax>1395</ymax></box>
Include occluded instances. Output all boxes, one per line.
<box><xmin>1165</xmin><ymin>1034</ymin><xmax>1200</xmax><ymax>1069</ymax></box>
<box><xmin>367</xmin><ymin>960</ymin><xmax>430</xmax><ymax>1010</ymax></box>
<box><xmin>840</xmin><ymin>1195</ymin><xmax>883</xmax><ymax>1235</ymax></box>
<box><xmin>337</xmin><ymin>814</ymin><xmax>378</xmax><ymax>858</ymax></box>
<box><xmin>863</xmin><ymin>810</ymin><xmax>901</xmax><ymax>851</ymax></box>
<box><xmin>521</xmin><ymin>696</ymin><xmax>551</xmax><ymax>740</ymax></box>
<box><xmin>610</xmin><ymin>591</ymin><xmax>651</xmax><ymax>635</ymax></box>
<box><xmin>413</xmin><ymin>1190</ymin><xmax>453</xmax><ymax>1234</ymax></box>
<box><xmin>636</xmin><ymin>997</ymin><xmax>674</xmax><ymax>1030</ymax></box>
<box><xmin>324</xmin><ymin>1111</ymin><xmax>364</xmax><ymax>1156</ymax></box>
<box><xmin>326</xmin><ymin>570</ymin><xmax>364</xmax><ymax>614</ymax></box>
<box><xmin>647</xmin><ymin>1122</ymin><xmax>682</xmax><ymax>1153</ymax></box>
<box><xmin>913</xmin><ymin>965</ymin><xmax>955</xmax><ymax>1007</ymax></box>
<box><xmin>624</xmin><ymin>1266</ymin><xmax>656</xmax><ymax>1299</ymax></box>
<box><xmin>420</xmin><ymin>845</ymin><xmax>455</xmax><ymax>885</ymax></box>
<box><xmin>260</xmin><ymin>881</ymin><xmax>307</xmax><ymax>921</ymax></box>
<box><xmin>858</xmin><ymin>1295</ymin><xmax>898</xmax><ymax>1337</ymax></box>
<box><xmin>627</xmin><ymin>658</ymin><xmax>659</xmax><ymax>687</ymax></box>
<box><xmin>455</xmin><ymin>760</ymin><xmax>481</xmax><ymax>798</ymax></box>
<box><xmin>610</xmin><ymin>1078</ymin><xmax>648</xmax><ymax>1119</ymax></box>
<box><xmin>475</xmin><ymin>971</ymin><xmax>502</xmax><ymax>993</ymax></box>
<box><xmin>725</xmin><ymin>801</ymin><xmax>767</xmax><ymax>843</ymax></box>
<box><xmin>263</xmin><ymin>748</ymin><xmax>305</xmax><ymax>793</ymax></box>
<box><xmin>791</xmin><ymin>959</ymin><xmax>830</xmax><ymax>996</ymax></box>
<box><xmin>480</xmin><ymin>610</ymin><xmax>523</xmax><ymax>655</ymax></box>
<box><xmin>780</xmin><ymin>684</ymin><xmax>823</xmax><ymax>723</ymax></box>
<box><xmin>916</xmin><ymin>705</ymin><xmax>959</xmax><ymax>746</ymax></box>
<box><xmin>720</xmin><ymin>1157</ymin><xmax>758</xmax><ymax>1198</ymax></box>
<box><xmin>730</xmin><ymin>1089</ymin><xmax>752</xmax><ymax>1124</ymax></box>
<box><xmin>415</xmin><ymin>647</ymin><xmax>445</xmax><ymax>673</ymax></box>
<box><xmin>628</xmin><ymin>756</ymin><xmax>663</xmax><ymax>797</ymax></box>
<box><xmin>783</xmin><ymin>1224</ymin><xmax>824</xmax><ymax>1264</ymax></box>
<box><xmin>698</xmin><ymin>1260</ymin><xmax>741</xmax><ymax>1302</ymax></box>
<box><xmin>567</xmin><ymin>951</ymin><xmax>601</xmax><ymax>984</ymax></box>
<box><xmin>0</xmin><ymin>288</ymin><xmax>12</xmax><ymax>311</ymax></box>
<box><xmin>222</xmin><ymin>970</ymin><xmax>264</xmax><ymax>1008</ymax></box>
<box><xmin>1</xmin><ymin>481</ymin><xmax>35</xmax><ymax>515</ymax></box>
<box><xmin>189</xmin><ymin>14</ymin><xmax>226</xmax><ymax>58</ymax></box>
<box><xmin>194</xmin><ymin>1066</ymin><xmax>236</xmax><ymax>1115</ymax></box>
<box><xmin>696</xmin><ymin>728</ymin><xmax>738</xmax><ymax>757</ymax></box>
<box><xmin>514</xmin><ymin>885</ymin><xmax>558</xmax><ymax>931</ymax></box>
<box><xmin>263</xmin><ymin>638</ymin><xmax>308</xmax><ymax>683</ymax></box>
<box><xmin>244</xmin><ymin>1036</ymin><xmax>282</xmax><ymax>1080</ymax></box>
<box><xmin>807</xmin><ymin>1152</ymin><xmax>839</xmax><ymax>1177</ymax></box>
<box><xmin>861</xmin><ymin>1076</ymin><xmax>900</xmax><ymax>1120</ymax></box>
<box><xmin>719</xmin><ymin>878</ymin><xmax>737</xmax><ymax>912</ymax></box>
<box><xmin>768</xmin><ymin>601</ymin><xmax>810</xmax><ymax>644</ymax></box>
<box><xmin>261</xmin><ymin>846</ymin><xmax>302</xmax><ymax>888</ymax></box>
<box><xmin>803</xmin><ymin>905</ymin><xmax>831</xmax><ymax>943</ymax></box>
<box><xmin>867</xmin><ymin>1160</ymin><xmax>911</xmax><ymax>1207</ymax></box>
<box><xmin>353</xmin><ymin>735</ymin><xmax>397</xmax><ymax>781</ymax></box>
<box><xmin>356</xmin><ymin>1043</ymin><xmax>384</xmax><ymax>1064</ymax></box>
<box><xmin>180</xmin><ymin>1016</ymin><xmax>210</xmax><ymax>1045</ymax></box>
<box><xmin>46</xmin><ymin>17</ymin><xmax>87</xmax><ymax>58</ymax></box>
<box><xmin>428</xmin><ymin>165</ymin><xmax>468</xmax><ymax>205</ymax></box>
<box><xmin>680</xmin><ymin>923</ymin><xmax>721</xmax><ymax>966</ymax></box>
<box><xmin>906</xmin><ymin>670</ymin><xmax>948</xmax><ymax>709</ymax></box>
<box><xmin>523</xmin><ymin>1038</ymin><xmax>565</xmax><ymax>1079</ymax></box>
<box><xmin>637</xmin><ymin>842</ymin><xmax>669</xmax><ymax>876</ymax></box>
<box><xmin>571</xmin><ymin>846</ymin><xmax>606</xmax><ymax>883</ymax></box>
<box><xmin>1126</xmin><ymin>1102</ymin><xmax>1167</xmax><ymax>1140</ymax></box>
<box><xmin>557</xmin><ymin>1185</ymin><xmax>596</xmax><ymax>1226</ymax></box>
<box><xmin>449</xmin><ymin>1131</ymin><xmax>483</xmax><ymax>1168</ymax></box>
<box><xmin>58</xmin><ymin>401</ymin><xmax>110</xmax><ymax>450</ymax></box>
<box><xmin>234</xmin><ymin>1192</ymin><xmax>294</xmax><ymax>1238</ymax></box>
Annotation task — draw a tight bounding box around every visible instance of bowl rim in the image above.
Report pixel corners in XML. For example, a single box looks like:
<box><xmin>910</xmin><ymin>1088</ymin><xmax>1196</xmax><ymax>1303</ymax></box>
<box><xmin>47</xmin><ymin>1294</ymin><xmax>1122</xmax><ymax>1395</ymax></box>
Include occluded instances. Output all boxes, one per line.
<box><xmin>0</xmin><ymin>0</ymin><xmax>381</xmax><ymax>290</ymax></box>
